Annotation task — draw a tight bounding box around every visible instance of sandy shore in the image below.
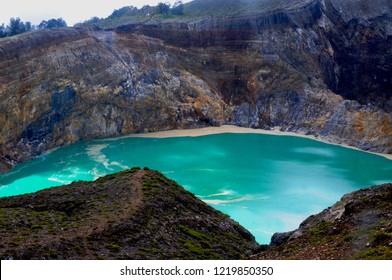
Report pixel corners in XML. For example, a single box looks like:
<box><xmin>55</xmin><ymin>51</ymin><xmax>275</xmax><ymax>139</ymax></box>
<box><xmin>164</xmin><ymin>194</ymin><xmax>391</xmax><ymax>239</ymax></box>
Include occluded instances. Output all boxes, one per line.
<box><xmin>106</xmin><ymin>125</ymin><xmax>392</xmax><ymax>160</ymax></box>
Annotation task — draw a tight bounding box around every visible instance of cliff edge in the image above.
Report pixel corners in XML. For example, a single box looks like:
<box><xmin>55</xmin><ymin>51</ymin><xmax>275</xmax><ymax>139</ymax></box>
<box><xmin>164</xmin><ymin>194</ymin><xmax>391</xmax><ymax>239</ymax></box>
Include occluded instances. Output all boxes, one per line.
<box><xmin>2</xmin><ymin>168</ymin><xmax>391</xmax><ymax>260</ymax></box>
<box><xmin>1</xmin><ymin>0</ymin><xmax>391</xmax><ymax>171</ymax></box>
<box><xmin>254</xmin><ymin>183</ymin><xmax>392</xmax><ymax>259</ymax></box>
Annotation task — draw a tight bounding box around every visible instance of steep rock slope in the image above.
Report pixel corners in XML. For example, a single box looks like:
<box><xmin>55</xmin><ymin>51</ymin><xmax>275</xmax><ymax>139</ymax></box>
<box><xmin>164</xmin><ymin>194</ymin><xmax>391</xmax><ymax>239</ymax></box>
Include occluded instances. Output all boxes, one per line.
<box><xmin>254</xmin><ymin>183</ymin><xmax>392</xmax><ymax>259</ymax></box>
<box><xmin>1</xmin><ymin>0</ymin><xmax>391</xmax><ymax>171</ymax></box>
<box><xmin>133</xmin><ymin>0</ymin><xmax>392</xmax><ymax>149</ymax></box>
<box><xmin>0</xmin><ymin>168</ymin><xmax>258</xmax><ymax>259</ymax></box>
<box><xmin>0</xmin><ymin>29</ymin><xmax>227</xmax><ymax>170</ymax></box>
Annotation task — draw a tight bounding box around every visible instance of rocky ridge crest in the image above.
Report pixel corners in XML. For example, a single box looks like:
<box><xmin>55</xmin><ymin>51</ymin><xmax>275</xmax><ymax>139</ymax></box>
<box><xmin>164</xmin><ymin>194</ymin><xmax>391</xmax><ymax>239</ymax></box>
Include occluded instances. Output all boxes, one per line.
<box><xmin>0</xmin><ymin>168</ymin><xmax>258</xmax><ymax>259</ymax></box>
<box><xmin>254</xmin><ymin>183</ymin><xmax>392</xmax><ymax>259</ymax></box>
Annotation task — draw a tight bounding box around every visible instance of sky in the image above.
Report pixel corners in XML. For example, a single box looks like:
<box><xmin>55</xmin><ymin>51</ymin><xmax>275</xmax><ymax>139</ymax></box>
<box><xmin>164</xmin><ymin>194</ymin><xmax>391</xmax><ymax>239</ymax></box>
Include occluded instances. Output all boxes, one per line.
<box><xmin>0</xmin><ymin>0</ymin><xmax>192</xmax><ymax>26</ymax></box>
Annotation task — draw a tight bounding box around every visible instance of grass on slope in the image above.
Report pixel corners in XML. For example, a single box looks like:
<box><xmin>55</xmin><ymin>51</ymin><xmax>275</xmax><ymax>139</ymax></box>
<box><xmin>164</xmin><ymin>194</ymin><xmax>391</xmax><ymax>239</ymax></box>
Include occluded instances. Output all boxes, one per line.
<box><xmin>0</xmin><ymin>167</ymin><xmax>257</xmax><ymax>260</ymax></box>
<box><xmin>81</xmin><ymin>0</ymin><xmax>310</xmax><ymax>29</ymax></box>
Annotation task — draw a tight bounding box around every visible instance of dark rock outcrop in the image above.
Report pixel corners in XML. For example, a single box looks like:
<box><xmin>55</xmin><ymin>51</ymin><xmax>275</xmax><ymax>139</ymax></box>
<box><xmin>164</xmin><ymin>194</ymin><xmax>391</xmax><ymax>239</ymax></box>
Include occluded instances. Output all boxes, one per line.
<box><xmin>0</xmin><ymin>168</ymin><xmax>258</xmax><ymax>259</ymax></box>
<box><xmin>253</xmin><ymin>183</ymin><xmax>392</xmax><ymax>259</ymax></box>
<box><xmin>1</xmin><ymin>0</ymin><xmax>391</xmax><ymax>171</ymax></box>
<box><xmin>0</xmin><ymin>28</ymin><xmax>228</xmax><ymax>168</ymax></box>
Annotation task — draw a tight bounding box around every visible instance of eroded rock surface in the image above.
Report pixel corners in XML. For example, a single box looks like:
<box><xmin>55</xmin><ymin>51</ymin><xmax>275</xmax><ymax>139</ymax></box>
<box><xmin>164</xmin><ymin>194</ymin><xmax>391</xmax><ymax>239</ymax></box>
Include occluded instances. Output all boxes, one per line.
<box><xmin>1</xmin><ymin>0</ymin><xmax>391</xmax><ymax>170</ymax></box>
<box><xmin>254</xmin><ymin>183</ymin><xmax>392</xmax><ymax>259</ymax></box>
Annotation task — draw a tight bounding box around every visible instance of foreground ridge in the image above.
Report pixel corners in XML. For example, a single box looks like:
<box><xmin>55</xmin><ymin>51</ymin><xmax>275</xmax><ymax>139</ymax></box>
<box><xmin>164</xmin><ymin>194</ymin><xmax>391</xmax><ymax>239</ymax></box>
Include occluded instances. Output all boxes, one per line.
<box><xmin>1</xmin><ymin>168</ymin><xmax>392</xmax><ymax>260</ymax></box>
<box><xmin>0</xmin><ymin>168</ymin><xmax>257</xmax><ymax>260</ymax></box>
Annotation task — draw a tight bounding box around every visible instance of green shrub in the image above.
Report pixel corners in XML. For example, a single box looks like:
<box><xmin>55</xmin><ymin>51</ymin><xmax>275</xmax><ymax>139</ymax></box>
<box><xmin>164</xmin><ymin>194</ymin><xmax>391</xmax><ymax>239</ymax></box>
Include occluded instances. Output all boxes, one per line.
<box><xmin>105</xmin><ymin>243</ymin><xmax>121</xmax><ymax>252</ymax></box>
<box><xmin>371</xmin><ymin>231</ymin><xmax>392</xmax><ymax>246</ymax></box>
<box><xmin>357</xmin><ymin>246</ymin><xmax>392</xmax><ymax>260</ymax></box>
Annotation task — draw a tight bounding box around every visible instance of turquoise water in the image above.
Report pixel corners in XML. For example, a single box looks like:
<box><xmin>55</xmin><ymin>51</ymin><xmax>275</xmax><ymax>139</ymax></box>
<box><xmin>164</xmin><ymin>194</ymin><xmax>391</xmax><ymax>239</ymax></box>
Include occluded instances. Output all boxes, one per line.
<box><xmin>1</xmin><ymin>133</ymin><xmax>392</xmax><ymax>243</ymax></box>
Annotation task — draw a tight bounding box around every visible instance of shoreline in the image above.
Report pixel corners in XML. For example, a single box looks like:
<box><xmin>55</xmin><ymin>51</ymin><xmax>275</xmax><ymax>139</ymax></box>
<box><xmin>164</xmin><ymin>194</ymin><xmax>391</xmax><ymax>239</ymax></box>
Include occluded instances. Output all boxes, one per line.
<box><xmin>105</xmin><ymin>125</ymin><xmax>392</xmax><ymax>161</ymax></box>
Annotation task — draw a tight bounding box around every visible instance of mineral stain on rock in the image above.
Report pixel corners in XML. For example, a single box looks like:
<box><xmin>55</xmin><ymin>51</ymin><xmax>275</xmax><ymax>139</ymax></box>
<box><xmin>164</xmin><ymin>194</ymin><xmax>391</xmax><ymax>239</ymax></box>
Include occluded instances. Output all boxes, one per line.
<box><xmin>1</xmin><ymin>0</ymin><xmax>392</xmax><ymax>260</ymax></box>
<box><xmin>1</xmin><ymin>0</ymin><xmax>392</xmax><ymax>171</ymax></box>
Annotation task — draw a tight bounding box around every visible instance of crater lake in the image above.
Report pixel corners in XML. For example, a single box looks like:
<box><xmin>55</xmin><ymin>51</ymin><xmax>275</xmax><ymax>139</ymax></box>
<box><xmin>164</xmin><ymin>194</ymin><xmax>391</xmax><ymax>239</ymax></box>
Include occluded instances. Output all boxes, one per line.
<box><xmin>1</xmin><ymin>132</ymin><xmax>392</xmax><ymax>243</ymax></box>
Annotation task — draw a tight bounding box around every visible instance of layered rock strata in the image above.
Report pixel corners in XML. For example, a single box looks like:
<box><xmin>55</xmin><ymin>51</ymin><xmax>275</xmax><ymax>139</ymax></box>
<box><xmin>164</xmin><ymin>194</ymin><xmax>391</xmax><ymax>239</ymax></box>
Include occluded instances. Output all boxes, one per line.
<box><xmin>0</xmin><ymin>0</ymin><xmax>391</xmax><ymax>171</ymax></box>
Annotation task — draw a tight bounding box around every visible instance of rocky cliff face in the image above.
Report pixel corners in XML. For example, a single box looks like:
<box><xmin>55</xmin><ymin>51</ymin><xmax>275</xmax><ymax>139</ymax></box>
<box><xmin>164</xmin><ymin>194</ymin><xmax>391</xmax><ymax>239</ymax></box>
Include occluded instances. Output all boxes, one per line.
<box><xmin>0</xmin><ymin>29</ymin><xmax>228</xmax><ymax>169</ymax></box>
<box><xmin>1</xmin><ymin>0</ymin><xmax>391</xmax><ymax>171</ymax></box>
<box><xmin>254</xmin><ymin>183</ymin><xmax>392</xmax><ymax>259</ymax></box>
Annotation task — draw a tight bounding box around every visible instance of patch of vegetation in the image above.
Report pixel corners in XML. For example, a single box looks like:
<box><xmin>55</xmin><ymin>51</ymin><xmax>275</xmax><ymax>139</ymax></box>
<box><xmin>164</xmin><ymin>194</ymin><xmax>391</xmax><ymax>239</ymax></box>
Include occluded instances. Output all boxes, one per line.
<box><xmin>96</xmin><ymin>167</ymin><xmax>141</xmax><ymax>184</ymax></box>
<box><xmin>356</xmin><ymin>246</ymin><xmax>392</xmax><ymax>260</ymax></box>
<box><xmin>144</xmin><ymin>179</ymin><xmax>161</xmax><ymax>188</ymax></box>
<box><xmin>343</xmin><ymin>235</ymin><xmax>354</xmax><ymax>243</ymax></box>
<box><xmin>181</xmin><ymin>240</ymin><xmax>214</xmax><ymax>259</ymax></box>
<box><xmin>370</xmin><ymin>231</ymin><xmax>392</xmax><ymax>246</ymax></box>
<box><xmin>31</xmin><ymin>224</ymin><xmax>44</xmax><ymax>230</ymax></box>
<box><xmin>282</xmin><ymin>244</ymin><xmax>302</xmax><ymax>254</ymax></box>
<box><xmin>308</xmin><ymin>220</ymin><xmax>335</xmax><ymax>244</ymax></box>
<box><xmin>139</xmin><ymin>247</ymin><xmax>161</xmax><ymax>255</ymax></box>
<box><xmin>179</xmin><ymin>225</ymin><xmax>209</xmax><ymax>240</ymax></box>
<box><xmin>46</xmin><ymin>249</ymin><xmax>59</xmax><ymax>259</ymax></box>
<box><xmin>105</xmin><ymin>243</ymin><xmax>121</xmax><ymax>253</ymax></box>
<box><xmin>9</xmin><ymin>237</ymin><xmax>24</xmax><ymax>247</ymax></box>
<box><xmin>1</xmin><ymin>17</ymin><xmax>67</xmax><ymax>38</ymax></box>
